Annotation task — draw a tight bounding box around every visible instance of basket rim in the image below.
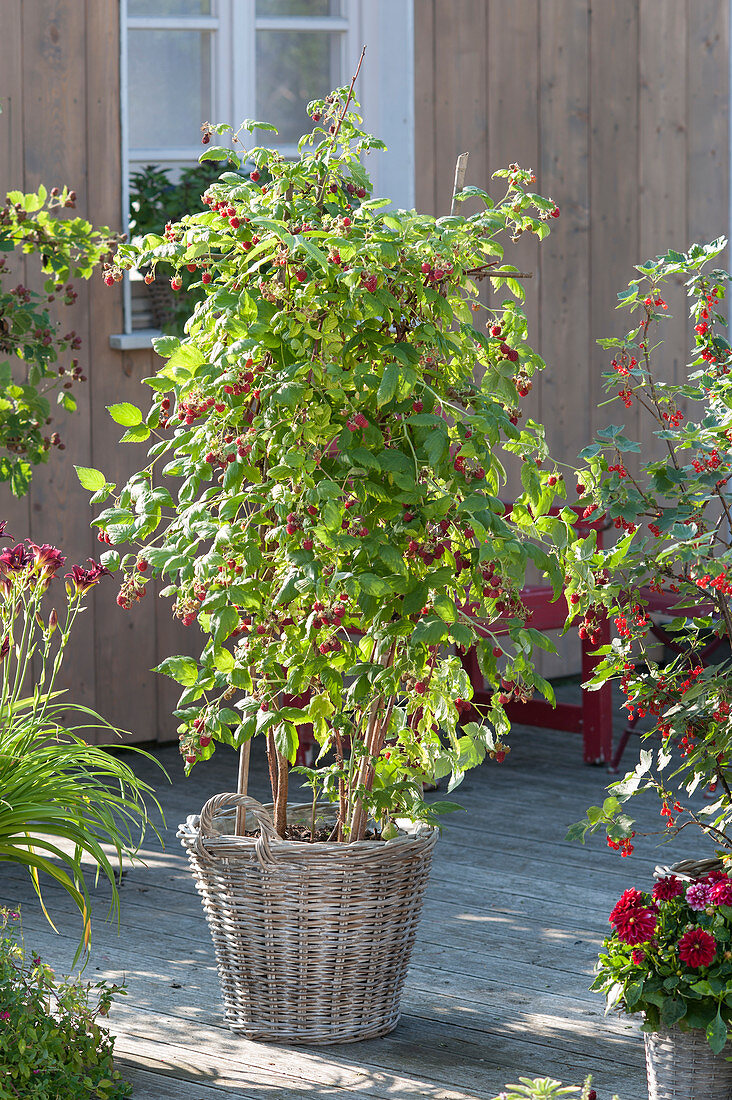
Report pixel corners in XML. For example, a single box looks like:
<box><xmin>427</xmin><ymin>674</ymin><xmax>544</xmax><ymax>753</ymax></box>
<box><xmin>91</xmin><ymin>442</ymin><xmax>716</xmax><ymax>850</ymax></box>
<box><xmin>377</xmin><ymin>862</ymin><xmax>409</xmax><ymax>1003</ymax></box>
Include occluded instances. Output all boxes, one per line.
<box><xmin>176</xmin><ymin>794</ymin><xmax>437</xmax><ymax>856</ymax></box>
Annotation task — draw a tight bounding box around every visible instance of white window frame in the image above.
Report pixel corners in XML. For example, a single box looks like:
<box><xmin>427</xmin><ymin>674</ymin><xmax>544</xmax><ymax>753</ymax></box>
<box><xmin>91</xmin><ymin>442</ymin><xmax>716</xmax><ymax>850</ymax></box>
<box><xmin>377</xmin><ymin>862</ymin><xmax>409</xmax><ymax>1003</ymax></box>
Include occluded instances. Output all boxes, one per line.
<box><xmin>115</xmin><ymin>0</ymin><xmax>414</xmax><ymax>343</ymax></box>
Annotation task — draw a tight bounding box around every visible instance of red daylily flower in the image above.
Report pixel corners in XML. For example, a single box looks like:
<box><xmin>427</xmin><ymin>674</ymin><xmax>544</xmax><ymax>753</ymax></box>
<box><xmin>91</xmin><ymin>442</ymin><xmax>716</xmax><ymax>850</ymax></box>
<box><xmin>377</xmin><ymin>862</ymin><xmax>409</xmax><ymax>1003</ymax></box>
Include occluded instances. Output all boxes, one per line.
<box><xmin>64</xmin><ymin>559</ymin><xmax>111</xmax><ymax>595</ymax></box>
<box><xmin>0</xmin><ymin>544</ymin><xmax>32</xmax><ymax>574</ymax></box>
<box><xmin>27</xmin><ymin>542</ymin><xmax>66</xmax><ymax>585</ymax></box>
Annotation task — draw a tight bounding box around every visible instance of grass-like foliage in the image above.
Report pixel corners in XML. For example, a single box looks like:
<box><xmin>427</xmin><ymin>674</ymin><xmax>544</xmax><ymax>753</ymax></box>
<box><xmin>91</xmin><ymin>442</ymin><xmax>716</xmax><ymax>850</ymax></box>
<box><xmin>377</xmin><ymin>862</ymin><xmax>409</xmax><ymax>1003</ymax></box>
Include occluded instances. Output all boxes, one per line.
<box><xmin>0</xmin><ymin>529</ymin><xmax>163</xmax><ymax>961</ymax></box>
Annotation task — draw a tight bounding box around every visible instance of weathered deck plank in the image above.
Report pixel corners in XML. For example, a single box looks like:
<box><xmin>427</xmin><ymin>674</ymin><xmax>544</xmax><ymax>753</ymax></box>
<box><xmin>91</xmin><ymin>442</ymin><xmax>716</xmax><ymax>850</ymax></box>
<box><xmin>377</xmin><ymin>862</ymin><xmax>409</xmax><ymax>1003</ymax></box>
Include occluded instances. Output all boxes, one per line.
<box><xmin>2</xmin><ymin>718</ymin><xmax>704</xmax><ymax>1100</ymax></box>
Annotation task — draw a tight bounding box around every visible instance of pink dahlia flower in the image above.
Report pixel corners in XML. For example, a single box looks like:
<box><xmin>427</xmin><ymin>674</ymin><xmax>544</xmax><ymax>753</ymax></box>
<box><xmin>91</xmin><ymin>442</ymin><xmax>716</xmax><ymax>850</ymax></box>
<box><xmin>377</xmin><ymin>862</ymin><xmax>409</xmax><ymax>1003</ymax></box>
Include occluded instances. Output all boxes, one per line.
<box><xmin>685</xmin><ymin>882</ymin><xmax>713</xmax><ymax>911</ymax></box>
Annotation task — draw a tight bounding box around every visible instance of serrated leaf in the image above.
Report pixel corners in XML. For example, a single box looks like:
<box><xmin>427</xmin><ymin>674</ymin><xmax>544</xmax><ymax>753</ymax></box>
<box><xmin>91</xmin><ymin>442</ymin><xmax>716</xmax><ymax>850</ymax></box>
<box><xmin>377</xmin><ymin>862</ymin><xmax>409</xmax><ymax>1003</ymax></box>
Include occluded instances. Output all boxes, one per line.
<box><xmin>74</xmin><ymin>465</ymin><xmax>106</xmax><ymax>491</ymax></box>
<box><xmin>273</xmin><ymin>722</ymin><xmax>299</xmax><ymax>764</ymax></box>
<box><xmin>154</xmin><ymin>656</ymin><xmax>198</xmax><ymax>687</ymax></box>
<box><xmin>377</xmin><ymin>362</ymin><xmax>400</xmax><ymax>406</ymax></box>
<box><xmin>120</xmin><ymin>424</ymin><xmax>151</xmax><ymax>443</ymax></box>
<box><xmin>211</xmin><ymin>605</ymin><xmax>239</xmax><ymax>644</ymax></box>
<box><xmin>357</xmin><ymin>573</ymin><xmax>394</xmax><ymax>596</ymax></box>
<box><xmin>411</xmin><ymin>618</ymin><xmax>449</xmax><ymax>646</ymax></box>
<box><xmin>214</xmin><ymin>648</ymin><xmax>235</xmax><ymax>673</ymax></box>
<box><xmin>107</xmin><ymin>402</ymin><xmax>143</xmax><ymax>427</ymax></box>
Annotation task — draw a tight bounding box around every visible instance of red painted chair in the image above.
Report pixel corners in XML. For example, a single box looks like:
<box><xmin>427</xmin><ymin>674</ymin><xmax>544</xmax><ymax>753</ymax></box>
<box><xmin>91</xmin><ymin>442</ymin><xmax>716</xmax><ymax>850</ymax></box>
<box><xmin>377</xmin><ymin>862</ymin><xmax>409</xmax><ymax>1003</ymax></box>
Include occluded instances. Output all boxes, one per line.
<box><xmin>459</xmin><ymin>508</ymin><xmax>614</xmax><ymax>765</ymax></box>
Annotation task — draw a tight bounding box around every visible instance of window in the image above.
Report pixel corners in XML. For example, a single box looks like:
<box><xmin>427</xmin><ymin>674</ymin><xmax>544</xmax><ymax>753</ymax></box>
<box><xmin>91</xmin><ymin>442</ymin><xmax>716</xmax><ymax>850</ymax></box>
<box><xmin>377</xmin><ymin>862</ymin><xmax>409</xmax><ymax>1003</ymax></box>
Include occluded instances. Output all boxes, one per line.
<box><xmin>117</xmin><ymin>0</ymin><xmax>414</xmax><ymax>339</ymax></box>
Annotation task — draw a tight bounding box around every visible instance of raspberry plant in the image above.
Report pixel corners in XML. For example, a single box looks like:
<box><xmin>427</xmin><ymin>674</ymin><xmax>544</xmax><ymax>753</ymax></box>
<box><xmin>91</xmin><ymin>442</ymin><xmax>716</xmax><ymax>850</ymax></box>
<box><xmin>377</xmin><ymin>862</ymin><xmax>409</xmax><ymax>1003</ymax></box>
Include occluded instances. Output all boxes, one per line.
<box><xmin>0</xmin><ymin>187</ymin><xmax>118</xmax><ymax>495</ymax></box>
<box><xmin>564</xmin><ymin>240</ymin><xmax>732</xmax><ymax>853</ymax></box>
<box><xmin>80</xmin><ymin>85</ymin><xmax>573</xmax><ymax>840</ymax></box>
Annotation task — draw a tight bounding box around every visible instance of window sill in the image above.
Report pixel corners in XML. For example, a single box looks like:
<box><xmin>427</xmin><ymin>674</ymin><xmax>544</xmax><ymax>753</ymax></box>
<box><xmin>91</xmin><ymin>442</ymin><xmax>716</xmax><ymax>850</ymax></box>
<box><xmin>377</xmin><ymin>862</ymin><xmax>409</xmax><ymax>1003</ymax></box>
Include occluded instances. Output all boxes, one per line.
<box><xmin>109</xmin><ymin>330</ymin><xmax>162</xmax><ymax>351</ymax></box>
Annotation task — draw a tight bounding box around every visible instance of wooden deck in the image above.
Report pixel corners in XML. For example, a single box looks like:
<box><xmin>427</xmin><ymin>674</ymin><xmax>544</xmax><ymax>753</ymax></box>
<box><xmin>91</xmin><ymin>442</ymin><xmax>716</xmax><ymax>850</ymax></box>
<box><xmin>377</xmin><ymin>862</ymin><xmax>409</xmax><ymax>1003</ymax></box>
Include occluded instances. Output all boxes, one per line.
<box><xmin>2</xmin><ymin>701</ymin><xmax>702</xmax><ymax>1099</ymax></box>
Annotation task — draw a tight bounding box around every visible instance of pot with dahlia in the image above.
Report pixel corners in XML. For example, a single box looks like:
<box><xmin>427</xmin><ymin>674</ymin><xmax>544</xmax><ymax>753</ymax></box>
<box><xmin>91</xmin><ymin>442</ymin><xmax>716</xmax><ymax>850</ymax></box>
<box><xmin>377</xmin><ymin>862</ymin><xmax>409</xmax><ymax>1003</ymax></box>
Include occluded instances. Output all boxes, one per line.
<box><xmin>564</xmin><ymin>241</ymin><xmax>732</xmax><ymax>860</ymax></box>
<box><xmin>78</xmin><ymin>78</ymin><xmax>571</xmax><ymax>1042</ymax></box>
<box><xmin>595</xmin><ymin>871</ymin><xmax>732</xmax><ymax>1097</ymax></box>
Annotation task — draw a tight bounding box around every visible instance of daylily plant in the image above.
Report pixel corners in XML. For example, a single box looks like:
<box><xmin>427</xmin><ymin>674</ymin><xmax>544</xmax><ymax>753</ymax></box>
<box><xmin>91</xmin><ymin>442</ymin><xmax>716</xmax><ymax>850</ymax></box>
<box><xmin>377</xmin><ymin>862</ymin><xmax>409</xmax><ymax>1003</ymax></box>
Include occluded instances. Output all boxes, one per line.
<box><xmin>0</xmin><ymin>523</ymin><xmax>162</xmax><ymax>960</ymax></box>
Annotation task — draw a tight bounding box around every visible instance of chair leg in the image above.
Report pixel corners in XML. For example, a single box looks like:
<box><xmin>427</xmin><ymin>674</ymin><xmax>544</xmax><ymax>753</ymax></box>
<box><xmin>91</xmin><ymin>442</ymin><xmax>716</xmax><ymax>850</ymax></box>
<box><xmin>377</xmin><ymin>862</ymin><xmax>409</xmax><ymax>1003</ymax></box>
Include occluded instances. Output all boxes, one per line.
<box><xmin>609</xmin><ymin>728</ymin><xmax>634</xmax><ymax>773</ymax></box>
<box><xmin>580</xmin><ymin>612</ymin><xmax>613</xmax><ymax>764</ymax></box>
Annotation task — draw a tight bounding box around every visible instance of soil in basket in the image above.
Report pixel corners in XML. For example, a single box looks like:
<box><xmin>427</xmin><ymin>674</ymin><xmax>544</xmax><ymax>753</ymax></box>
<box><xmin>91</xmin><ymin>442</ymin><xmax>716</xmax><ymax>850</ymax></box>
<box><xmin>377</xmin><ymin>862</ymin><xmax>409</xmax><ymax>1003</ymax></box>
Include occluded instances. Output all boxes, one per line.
<box><xmin>243</xmin><ymin>824</ymin><xmax>381</xmax><ymax>842</ymax></box>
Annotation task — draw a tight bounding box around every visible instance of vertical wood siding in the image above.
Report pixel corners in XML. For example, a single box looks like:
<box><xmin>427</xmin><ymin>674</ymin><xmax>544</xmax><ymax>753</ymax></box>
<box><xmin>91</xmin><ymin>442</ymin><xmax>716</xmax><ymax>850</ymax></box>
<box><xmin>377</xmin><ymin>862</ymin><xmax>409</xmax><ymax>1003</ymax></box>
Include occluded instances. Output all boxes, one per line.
<box><xmin>415</xmin><ymin>0</ymin><xmax>729</xmax><ymax>674</ymax></box>
<box><xmin>0</xmin><ymin>0</ymin><xmax>195</xmax><ymax>743</ymax></box>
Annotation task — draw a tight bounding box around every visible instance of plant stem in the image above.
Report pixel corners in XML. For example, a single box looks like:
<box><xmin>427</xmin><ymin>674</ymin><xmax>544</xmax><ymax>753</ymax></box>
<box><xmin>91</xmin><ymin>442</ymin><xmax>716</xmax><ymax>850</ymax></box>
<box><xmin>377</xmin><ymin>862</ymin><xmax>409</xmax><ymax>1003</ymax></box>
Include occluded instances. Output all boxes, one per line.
<box><xmin>266</xmin><ymin>728</ymin><xmax>279</xmax><ymax>804</ymax></box>
<box><xmin>273</xmin><ymin>749</ymin><xmax>289</xmax><ymax>837</ymax></box>
<box><xmin>349</xmin><ymin>639</ymin><xmax>397</xmax><ymax>841</ymax></box>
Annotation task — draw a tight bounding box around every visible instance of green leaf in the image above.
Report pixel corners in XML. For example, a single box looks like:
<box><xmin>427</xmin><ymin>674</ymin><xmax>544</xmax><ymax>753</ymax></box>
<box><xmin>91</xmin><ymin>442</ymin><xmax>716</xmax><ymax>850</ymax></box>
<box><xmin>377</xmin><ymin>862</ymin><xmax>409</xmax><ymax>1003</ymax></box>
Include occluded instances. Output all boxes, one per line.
<box><xmin>273</xmin><ymin>722</ymin><xmax>299</xmax><ymax>765</ymax></box>
<box><xmin>199</xmin><ymin>145</ymin><xmax>234</xmax><ymax>161</ymax></box>
<box><xmin>211</xmin><ymin>605</ymin><xmax>239</xmax><ymax>644</ymax></box>
<box><xmin>152</xmin><ymin>334</ymin><xmax>180</xmax><ymax>358</ymax></box>
<box><xmin>707</xmin><ymin>1010</ymin><xmax>728</xmax><ymax>1055</ymax></box>
<box><xmin>154</xmin><ymin>655</ymin><xmax>199</xmax><ymax>687</ymax></box>
<box><xmin>74</xmin><ymin>465</ymin><xmax>106</xmax><ymax>492</ymax></box>
<box><xmin>107</xmin><ymin>402</ymin><xmax>143</xmax><ymax>427</ymax></box>
<box><xmin>660</xmin><ymin>996</ymin><xmax>686</xmax><ymax>1028</ymax></box>
<box><xmin>214</xmin><ymin>648</ymin><xmax>235</xmax><ymax>673</ymax></box>
<box><xmin>120</xmin><ymin>424</ymin><xmax>151</xmax><ymax>443</ymax></box>
<box><xmin>358</xmin><ymin>573</ymin><xmax>394</xmax><ymax>596</ymax></box>
<box><xmin>411</xmin><ymin>618</ymin><xmax>450</xmax><ymax>646</ymax></box>
<box><xmin>424</xmin><ymin>429</ymin><xmax>448</xmax><ymax>467</ymax></box>
<box><xmin>377</xmin><ymin>362</ymin><xmax>400</xmax><ymax>406</ymax></box>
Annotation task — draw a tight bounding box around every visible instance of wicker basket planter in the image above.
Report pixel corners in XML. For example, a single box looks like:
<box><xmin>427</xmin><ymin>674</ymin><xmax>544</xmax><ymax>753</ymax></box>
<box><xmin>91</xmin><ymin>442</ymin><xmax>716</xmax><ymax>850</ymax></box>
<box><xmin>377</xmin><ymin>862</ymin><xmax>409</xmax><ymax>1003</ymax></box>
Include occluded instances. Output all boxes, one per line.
<box><xmin>645</xmin><ymin>1025</ymin><xmax>732</xmax><ymax>1100</ymax></box>
<box><xmin>178</xmin><ymin>792</ymin><xmax>437</xmax><ymax>1044</ymax></box>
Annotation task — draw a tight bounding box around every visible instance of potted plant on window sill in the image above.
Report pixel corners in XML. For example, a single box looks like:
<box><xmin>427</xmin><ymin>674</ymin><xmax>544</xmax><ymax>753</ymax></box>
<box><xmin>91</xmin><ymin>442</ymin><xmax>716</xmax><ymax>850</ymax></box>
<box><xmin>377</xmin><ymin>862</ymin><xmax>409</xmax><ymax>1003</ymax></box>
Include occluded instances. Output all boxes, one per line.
<box><xmin>83</xmin><ymin>81</ymin><xmax>570</xmax><ymax>1043</ymax></box>
<box><xmin>127</xmin><ymin>163</ymin><xmax>222</xmax><ymax>333</ymax></box>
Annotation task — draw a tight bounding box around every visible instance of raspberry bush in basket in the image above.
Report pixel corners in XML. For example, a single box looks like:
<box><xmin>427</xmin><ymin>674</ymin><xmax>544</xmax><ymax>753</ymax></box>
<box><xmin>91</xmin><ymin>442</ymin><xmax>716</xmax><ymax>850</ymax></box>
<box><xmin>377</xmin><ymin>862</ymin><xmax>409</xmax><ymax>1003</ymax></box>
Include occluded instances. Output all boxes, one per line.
<box><xmin>78</xmin><ymin>81</ymin><xmax>572</xmax><ymax>1041</ymax></box>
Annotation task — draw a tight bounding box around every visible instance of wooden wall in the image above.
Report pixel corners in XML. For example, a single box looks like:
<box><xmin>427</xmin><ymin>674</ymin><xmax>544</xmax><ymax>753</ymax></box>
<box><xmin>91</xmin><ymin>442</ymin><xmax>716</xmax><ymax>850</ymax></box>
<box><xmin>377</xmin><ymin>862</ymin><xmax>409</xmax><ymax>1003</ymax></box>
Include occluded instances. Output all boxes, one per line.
<box><xmin>415</xmin><ymin>0</ymin><xmax>730</xmax><ymax>674</ymax></box>
<box><xmin>0</xmin><ymin>0</ymin><xmax>193</xmax><ymax>743</ymax></box>
<box><xmin>0</xmin><ymin>1</ymin><xmax>729</xmax><ymax>735</ymax></box>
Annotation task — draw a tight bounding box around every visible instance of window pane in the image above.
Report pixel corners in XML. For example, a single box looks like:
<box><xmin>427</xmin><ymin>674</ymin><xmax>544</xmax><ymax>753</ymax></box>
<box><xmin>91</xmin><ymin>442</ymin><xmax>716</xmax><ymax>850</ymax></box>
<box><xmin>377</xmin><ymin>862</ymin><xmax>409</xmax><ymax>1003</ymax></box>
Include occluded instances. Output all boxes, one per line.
<box><xmin>128</xmin><ymin>30</ymin><xmax>211</xmax><ymax>149</ymax></box>
<box><xmin>256</xmin><ymin>1</ymin><xmax>342</xmax><ymax>15</ymax></box>
<box><xmin>256</xmin><ymin>30</ymin><xmax>341</xmax><ymax>143</ymax></box>
<box><xmin>129</xmin><ymin>0</ymin><xmax>211</xmax><ymax>14</ymax></box>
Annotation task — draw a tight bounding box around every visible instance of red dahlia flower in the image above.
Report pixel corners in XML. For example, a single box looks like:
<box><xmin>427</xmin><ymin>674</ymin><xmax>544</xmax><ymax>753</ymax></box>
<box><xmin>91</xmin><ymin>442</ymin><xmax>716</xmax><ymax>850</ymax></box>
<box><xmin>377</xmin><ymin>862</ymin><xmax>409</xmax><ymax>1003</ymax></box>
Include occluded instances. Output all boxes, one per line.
<box><xmin>612</xmin><ymin>906</ymin><xmax>657</xmax><ymax>946</ymax></box>
<box><xmin>710</xmin><ymin>878</ymin><xmax>732</xmax><ymax>906</ymax></box>
<box><xmin>64</xmin><ymin>559</ymin><xmax>111</xmax><ymax>595</ymax></box>
<box><xmin>653</xmin><ymin>875</ymin><xmax>684</xmax><ymax>901</ymax></box>
<box><xmin>609</xmin><ymin>888</ymin><xmax>647</xmax><ymax>921</ymax></box>
<box><xmin>678</xmin><ymin>927</ymin><xmax>716</xmax><ymax>967</ymax></box>
<box><xmin>609</xmin><ymin>889</ymin><xmax>657</xmax><ymax>945</ymax></box>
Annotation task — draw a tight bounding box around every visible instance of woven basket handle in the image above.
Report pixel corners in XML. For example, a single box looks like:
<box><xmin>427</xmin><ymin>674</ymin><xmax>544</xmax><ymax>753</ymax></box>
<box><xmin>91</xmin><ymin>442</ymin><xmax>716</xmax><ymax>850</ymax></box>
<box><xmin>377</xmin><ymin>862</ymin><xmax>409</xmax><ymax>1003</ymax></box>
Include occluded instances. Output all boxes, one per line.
<box><xmin>196</xmin><ymin>793</ymin><xmax>279</xmax><ymax>867</ymax></box>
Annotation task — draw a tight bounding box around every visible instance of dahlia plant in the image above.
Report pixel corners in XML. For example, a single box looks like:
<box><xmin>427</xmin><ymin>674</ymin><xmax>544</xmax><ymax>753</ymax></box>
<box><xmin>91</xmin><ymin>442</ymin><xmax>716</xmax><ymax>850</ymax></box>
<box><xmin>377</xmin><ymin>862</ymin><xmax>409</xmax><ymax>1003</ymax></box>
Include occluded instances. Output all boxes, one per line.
<box><xmin>0</xmin><ymin>186</ymin><xmax>118</xmax><ymax>495</ymax></box>
<box><xmin>0</xmin><ymin>524</ymin><xmax>161</xmax><ymax>960</ymax></box>
<box><xmin>80</xmin><ymin>84</ymin><xmax>573</xmax><ymax>841</ymax></box>
<box><xmin>563</xmin><ymin>240</ymin><xmax>732</xmax><ymax>854</ymax></box>
<box><xmin>595</xmin><ymin>870</ymin><xmax>732</xmax><ymax>1053</ymax></box>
